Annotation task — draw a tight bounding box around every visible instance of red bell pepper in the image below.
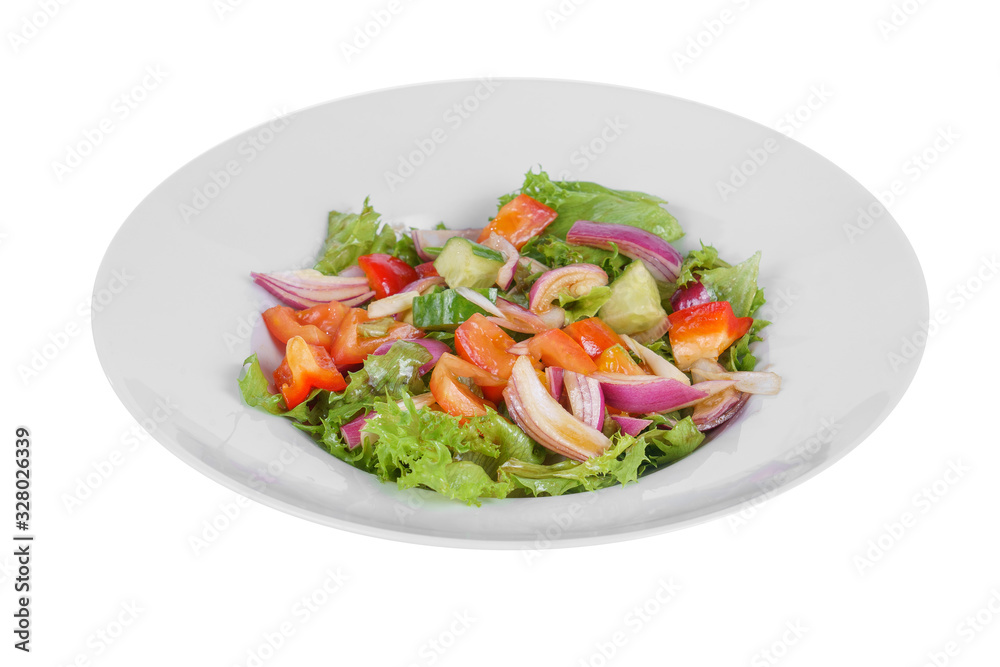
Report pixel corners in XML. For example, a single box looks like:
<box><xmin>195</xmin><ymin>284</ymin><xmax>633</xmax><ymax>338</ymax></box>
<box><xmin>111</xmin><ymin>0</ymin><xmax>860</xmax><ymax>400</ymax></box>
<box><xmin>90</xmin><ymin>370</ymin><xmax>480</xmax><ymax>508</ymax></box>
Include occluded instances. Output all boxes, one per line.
<box><xmin>526</xmin><ymin>329</ymin><xmax>598</xmax><ymax>375</ymax></box>
<box><xmin>563</xmin><ymin>317</ymin><xmax>625</xmax><ymax>359</ymax></box>
<box><xmin>357</xmin><ymin>253</ymin><xmax>419</xmax><ymax>299</ymax></box>
<box><xmin>596</xmin><ymin>344</ymin><xmax>646</xmax><ymax>375</ymax></box>
<box><xmin>477</xmin><ymin>194</ymin><xmax>558</xmax><ymax>250</ymax></box>
<box><xmin>667</xmin><ymin>301</ymin><xmax>753</xmax><ymax>370</ymax></box>
<box><xmin>415</xmin><ymin>261</ymin><xmax>439</xmax><ymax>278</ymax></box>
<box><xmin>262</xmin><ymin>300</ymin><xmax>350</xmax><ymax>348</ymax></box>
<box><xmin>273</xmin><ymin>336</ymin><xmax>347</xmax><ymax>409</ymax></box>
<box><xmin>330</xmin><ymin>308</ymin><xmax>424</xmax><ymax>366</ymax></box>
<box><xmin>429</xmin><ymin>353</ymin><xmax>503</xmax><ymax>418</ymax></box>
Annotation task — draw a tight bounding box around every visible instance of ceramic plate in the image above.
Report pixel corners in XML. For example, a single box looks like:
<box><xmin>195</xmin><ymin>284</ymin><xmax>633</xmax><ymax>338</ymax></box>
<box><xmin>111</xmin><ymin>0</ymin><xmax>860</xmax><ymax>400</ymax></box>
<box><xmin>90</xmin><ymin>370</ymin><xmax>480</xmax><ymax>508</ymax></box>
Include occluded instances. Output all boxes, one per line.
<box><xmin>93</xmin><ymin>79</ymin><xmax>927</xmax><ymax>548</ymax></box>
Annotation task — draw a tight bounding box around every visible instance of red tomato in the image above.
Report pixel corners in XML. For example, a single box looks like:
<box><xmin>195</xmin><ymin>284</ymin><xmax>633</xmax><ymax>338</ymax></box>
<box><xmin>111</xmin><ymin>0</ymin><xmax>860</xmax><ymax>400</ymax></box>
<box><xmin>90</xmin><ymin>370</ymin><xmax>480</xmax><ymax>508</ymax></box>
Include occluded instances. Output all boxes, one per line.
<box><xmin>526</xmin><ymin>329</ymin><xmax>598</xmax><ymax>375</ymax></box>
<box><xmin>296</xmin><ymin>300</ymin><xmax>349</xmax><ymax>337</ymax></box>
<box><xmin>667</xmin><ymin>301</ymin><xmax>753</xmax><ymax>370</ymax></box>
<box><xmin>563</xmin><ymin>317</ymin><xmax>625</xmax><ymax>359</ymax></box>
<box><xmin>330</xmin><ymin>308</ymin><xmax>424</xmax><ymax>366</ymax></box>
<box><xmin>477</xmin><ymin>194</ymin><xmax>558</xmax><ymax>250</ymax></box>
<box><xmin>415</xmin><ymin>262</ymin><xmax>439</xmax><ymax>278</ymax></box>
<box><xmin>596</xmin><ymin>344</ymin><xmax>646</xmax><ymax>375</ymax></box>
<box><xmin>455</xmin><ymin>314</ymin><xmax>519</xmax><ymax>380</ymax></box>
<box><xmin>357</xmin><ymin>254</ymin><xmax>419</xmax><ymax>299</ymax></box>
<box><xmin>273</xmin><ymin>336</ymin><xmax>347</xmax><ymax>409</ymax></box>
<box><xmin>262</xmin><ymin>300</ymin><xmax>350</xmax><ymax>348</ymax></box>
<box><xmin>429</xmin><ymin>353</ymin><xmax>502</xmax><ymax>419</ymax></box>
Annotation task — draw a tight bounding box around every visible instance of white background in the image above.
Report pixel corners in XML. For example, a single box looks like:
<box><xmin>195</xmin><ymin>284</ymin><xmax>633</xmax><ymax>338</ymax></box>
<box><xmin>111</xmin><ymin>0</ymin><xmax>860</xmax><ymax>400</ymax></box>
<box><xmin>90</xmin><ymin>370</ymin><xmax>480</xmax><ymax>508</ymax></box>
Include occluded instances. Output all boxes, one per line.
<box><xmin>3</xmin><ymin>0</ymin><xmax>999</xmax><ymax>665</ymax></box>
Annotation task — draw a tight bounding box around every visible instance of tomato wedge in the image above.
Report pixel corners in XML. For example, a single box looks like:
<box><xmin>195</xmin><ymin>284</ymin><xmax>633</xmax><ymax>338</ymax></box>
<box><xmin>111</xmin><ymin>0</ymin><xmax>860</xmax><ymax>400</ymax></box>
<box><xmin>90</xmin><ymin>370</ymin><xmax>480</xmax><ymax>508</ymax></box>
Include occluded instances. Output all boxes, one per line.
<box><xmin>262</xmin><ymin>300</ymin><xmax>350</xmax><ymax>348</ymax></box>
<box><xmin>596</xmin><ymin>344</ymin><xmax>646</xmax><ymax>375</ymax></box>
<box><xmin>563</xmin><ymin>317</ymin><xmax>625</xmax><ymax>359</ymax></box>
<box><xmin>415</xmin><ymin>261</ymin><xmax>439</xmax><ymax>278</ymax></box>
<box><xmin>273</xmin><ymin>336</ymin><xmax>347</xmax><ymax>409</ymax></box>
<box><xmin>357</xmin><ymin>253</ymin><xmax>419</xmax><ymax>299</ymax></box>
<box><xmin>330</xmin><ymin>308</ymin><xmax>424</xmax><ymax>366</ymax></box>
<box><xmin>667</xmin><ymin>300</ymin><xmax>753</xmax><ymax>370</ymax></box>
<box><xmin>526</xmin><ymin>329</ymin><xmax>598</xmax><ymax>375</ymax></box>
<box><xmin>477</xmin><ymin>194</ymin><xmax>558</xmax><ymax>250</ymax></box>
<box><xmin>429</xmin><ymin>353</ymin><xmax>502</xmax><ymax>418</ymax></box>
<box><xmin>455</xmin><ymin>314</ymin><xmax>519</xmax><ymax>380</ymax></box>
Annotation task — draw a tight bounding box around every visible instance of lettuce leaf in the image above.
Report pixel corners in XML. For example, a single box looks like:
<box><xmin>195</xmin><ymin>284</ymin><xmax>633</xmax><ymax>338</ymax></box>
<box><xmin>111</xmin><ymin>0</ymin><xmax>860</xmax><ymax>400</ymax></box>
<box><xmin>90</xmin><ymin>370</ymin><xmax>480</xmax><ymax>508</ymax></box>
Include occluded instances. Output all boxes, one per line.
<box><xmin>314</xmin><ymin>197</ymin><xmax>418</xmax><ymax>274</ymax></box>
<box><xmin>641</xmin><ymin>416</ymin><xmax>705</xmax><ymax>466</ymax></box>
<box><xmin>521</xmin><ymin>235</ymin><xmax>631</xmax><ymax>283</ymax></box>
<box><xmin>504</xmin><ymin>170</ymin><xmax>684</xmax><ymax>242</ymax></box>
<box><xmin>238</xmin><ymin>354</ymin><xmax>322</xmax><ymax>422</ymax></box>
<box><xmin>699</xmin><ymin>251</ymin><xmax>762</xmax><ymax>319</ymax></box>
<box><xmin>675</xmin><ymin>243</ymin><xmax>730</xmax><ymax>286</ymax></box>
<box><xmin>558</xmin><ymin>285</ymin><xmax>612</xmax><ymax>323</ymax></box>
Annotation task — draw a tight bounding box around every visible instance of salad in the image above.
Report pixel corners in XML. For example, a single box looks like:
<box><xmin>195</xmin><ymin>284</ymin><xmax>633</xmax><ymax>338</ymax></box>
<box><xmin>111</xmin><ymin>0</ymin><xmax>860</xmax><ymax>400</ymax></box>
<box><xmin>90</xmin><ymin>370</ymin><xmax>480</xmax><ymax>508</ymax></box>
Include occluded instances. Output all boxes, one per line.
<box><xmin>239</xmin><ymin>169</ymin><xmax>780</xmax><ymax>504</ymax></box>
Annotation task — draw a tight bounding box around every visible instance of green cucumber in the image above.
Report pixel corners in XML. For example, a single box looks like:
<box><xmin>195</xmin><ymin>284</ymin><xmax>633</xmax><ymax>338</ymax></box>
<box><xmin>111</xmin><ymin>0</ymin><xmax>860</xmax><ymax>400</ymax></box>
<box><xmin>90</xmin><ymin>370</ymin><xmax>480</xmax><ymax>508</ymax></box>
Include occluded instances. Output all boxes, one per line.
<box><xmin>598</xmin><ymin>261</ymin><xmax>667</xmax><ymax>335</ymax></box>
<box><xmin>433</xmin><ymin>237</ymin><xmax>504</xmax><ymax>288</ymax></box>
<box><xmin>412</xmin><ymin>288</ymin><xmax>498</xmax><ymax>331</ymax></box>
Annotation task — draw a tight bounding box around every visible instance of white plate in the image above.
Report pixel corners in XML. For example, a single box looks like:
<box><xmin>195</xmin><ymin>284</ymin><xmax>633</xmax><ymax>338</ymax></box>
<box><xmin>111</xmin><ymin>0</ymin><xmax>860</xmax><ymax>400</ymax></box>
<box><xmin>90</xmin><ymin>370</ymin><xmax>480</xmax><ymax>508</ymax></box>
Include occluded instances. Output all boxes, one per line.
<box><xmin>93</xmin><ymin>79</ymin><xmax>927</xmax><ymax>548</ymax></box>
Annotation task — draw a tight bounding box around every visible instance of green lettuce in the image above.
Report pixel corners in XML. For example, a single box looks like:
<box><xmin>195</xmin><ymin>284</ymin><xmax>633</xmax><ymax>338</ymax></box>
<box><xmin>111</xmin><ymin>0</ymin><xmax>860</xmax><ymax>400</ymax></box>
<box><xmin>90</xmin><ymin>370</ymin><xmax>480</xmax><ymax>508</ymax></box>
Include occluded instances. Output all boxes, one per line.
<box><xmin>520</xmin><ymin>235</ymin><xmax>631</xmax><ymax>283</ymax></box>
<box><xmin>503</xmin><ymin>170</ymin><xmax>684</xmax><ymax>242</ymax></box>
<box><xmin>558</xmin><ymin>286</ymin><xmax>612</xmax><ymax>323</ymax></box>
<box><xmin>238</xmin><ymin>354</ymin><xmax>322</xmax><ymax>422</ymax></box>
<box><xmin>699</xmin><ymin>251</ymin><xmax>762</xmax><ymax>319</ymax></box>
<box><xmin>314</xmin><ymin>198</ymin><xmax>418</xmax><ymax>274</ymax></box>
<box><xmin>675</xmin><ymin>243</ymin><xmax>729</xmax><ymax>286</ymax></box>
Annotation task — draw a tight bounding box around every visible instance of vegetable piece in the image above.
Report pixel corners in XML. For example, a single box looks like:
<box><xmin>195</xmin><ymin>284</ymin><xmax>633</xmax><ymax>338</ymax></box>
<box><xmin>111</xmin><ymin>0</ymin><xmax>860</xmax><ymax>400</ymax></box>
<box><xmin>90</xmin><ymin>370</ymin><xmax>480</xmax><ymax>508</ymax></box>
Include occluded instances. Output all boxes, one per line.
<box><xmin>415</xmin><ymin>261</ymin><xmax>439</xmax><ymax>278</ymax></box>
<box><xmin>667</xmin><ymin>301</ymin><xmax>754</xmax><ymax>370</ymax></box>
<box><xmin>262</xmin><ymin>300</ymin><xmax>350</xmax><ymax>348</ymax></box>
<box><xmin>525</xmin><ymin>329</ymin><xmax>599</xmax><ymax>375</ymax></box>
<box><xmin>455</xmin><ymin>314</ymin><xmax>520</xmax><ymax>382</ymax></box>
<box><xmin>596</xmin><ymin>344</ymin><xmax>645</xmax><ymax>375</ymax></box>
<box><xmin>610</xmin><ymin>414</ymin><xmax>653</xmax><ymax>436</ymax></box>
<box><xmin>454</xmin><ymin>287</ymin><xmax>504</xmax><ymax>318</ymax></box>
<box><xmin>357</xmin><ymin>253</ymin><xmax>419</xmax><ymax>300</ymax></box>
<box><xmin>492</xmin><ymin>298</ymin><xmax>552</xmax><ymax>334</ymax></box>
<box><xmin>432</xmin><ymin>237</ymin><xmax>505</xmax><ymax>288</ymax></box>
<box><xmin>670</xmin><ymin>279</ymin><xmax>713</xmax><ymax>312</ymax></box>
<box><xmin>688</xmin><ymin>358</ymin><xmax>781</xmax><ymax>395</ymax></box>
<box><xmin>563</xmin><ymin>371</ymin><xmax>605</xmax><ymax>431</ymax></box>
<box><xmin>592</xmin><ymin>373</ymin><xmax>734</xmax><ymax>414</ymax></box>
<box><xmin>478</xmin><ymin>193</ymin><xmax>558</xmax><ymax>250</ymax></box>
<box><xmin>341</xmin><ymin>411</ymin><xmax>375</xmax><ymax>449</ymax></box>
<box><xmin>545</xmin><ymin>366</ymin><xmax>564</xmax><ymax>400</ymax></box>
<box><xmin>273</xmin><ymin>336</ymin><xmax>347</xmax><ymax>409</ymax></box>
<box><xmin>597</xmin><ymin>261</ymin><xmax>668</xmax><ymax>335</ymax></box>
<box><xmin>250</xmin><ymin>270</ymin><xmax>371</xmax><ymax>309</ymax></box>
<box><xmin>631</xmin><ymin>315</ymin><xmax>671</xmax><ymax>344</ymax></box>
<box><xmin>373</xmin><ymin>338</ymin><xmax>451</xmax><ymax>375</ymax></box>
<box><xmin>330</xmin><ymin>308</ymin><xmax>424</xmax><ymax>366</ymax></box>
<box><xmin>399</xmin><ymin>276</ymin><xmax>446</xmax><ymax>294</ymax></box>
<box><xmin>691</xmin><ymin>387</ymin><xmax>750</xmax><ymax>431</ymax></box>
<box><xmin>411</xmin><ymin>288</ymin><xmax>499</xmax><ymax>330</ymax></box>
<box><xmin>563</xmin><ymin>317</ymin><xmax>626</xmax><ymax>359</ymax></box>
<box><xmin>480</xmin><ymin>233</ymin><xmax>520</xmax><ymax>290</ymax></box>
<box><xmin>620</xmin><ymin>334</ymin><xmax>690</xmax><ymax>385</ymax></box>
<box><xmin>504</xmin><ymin>356</ymin><xmax>612</xmax><ymax>461</ymax></box>
<box><xmin>366</xmin><ymin>290</ymin><xmax>421</xmax><ymax>319</ymax></box>
<box><xmin>314</xmin><ymin>199</ymin><xmax>416</xmax><ymax>275</ymax></box>
<box><xmin>528</xmin><ymin>264</ymin><xmax>608</xmax><ymax>316</ymax></box>
<box><xmin>566</xmin><ymin>220</ymin><xmax>683</xmax><ymax>282</ymax></box>
<box><xmin>411</xmin><ymin>228</ymin><xmax>482</xmax><ymax>261</ymax></box>
<box><xmin>429</xmin><ymin>353</ymin><xmax>503</xmax><ymax>418</ymax></box>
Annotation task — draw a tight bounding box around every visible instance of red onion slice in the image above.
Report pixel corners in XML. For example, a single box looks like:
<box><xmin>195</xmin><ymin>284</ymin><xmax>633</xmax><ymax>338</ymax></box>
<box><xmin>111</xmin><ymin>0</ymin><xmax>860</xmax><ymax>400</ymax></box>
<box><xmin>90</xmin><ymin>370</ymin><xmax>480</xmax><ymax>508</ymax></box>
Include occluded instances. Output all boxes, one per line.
<box><xmin>341</xmin><ymin>411</ymin><xmax>375</xmax><ymax>449</ymax></box>
<box><xmin>670</xmin><ymin>280</ymin><xmax>713</xmax><ymax>312</ymax></box>
<box><xmin>366</xmin><ymin>291</ymin><xmax>421</xmax><ymax>319</ymax></box>
<box><xmin>251</xmin><ymin>270</ymin><xmax>371</xmax><ymax>308</ymax></box>
<box><xmin>545</xmin><ymin>367</ymin><xmax>564</xmax><ymax>400</ymax></box>
<box><xmin>631</xmin><ymin>315</ymin><xmax>671</xmax><ymax>344</ymax></box>
<box><xmin>566</xmin><ymin>220</ymin><xmax>683</xmax><ymax>283</ymax></box>
<box><xmin>480</xmin><ymin>233</ymin><xmax>520</xmax><ymax>290</ymax></box>
<box><xmin>494</xmin><ymin>298</ymin><xmax>552</xmax><ymax>334</ymax></box>
<box><xmin>692</xmin><ymin>388</ymin><xmax>749</xmax><ymax>431</ymax></box>
<box><xmin>528</xmin><ymin>264</ymin><xmax>608</xmax><ymax>314</ymax></box>
<box><xmin>563</xmin><ymin>370</ymin><xmax>605</xmax><ymax>431</ymax></box>
<box><xmin>454</xmin><ymin>286</ymin><xmax>504</xmax><ymax>318</ymax></box>
<box><xmin>620</xmin><ymin>334</ymin><xmax>690</xmax><ymax>385</ymax></box>
<box><xmin>372</xmin><ymin>338</ymin><xmax>451</xmax><ymax>375</ymax></box>
<box><xmin>610</xmin><ymin>414</ymin><xmax>653</xmax><ymax>436</ymax></box>
<box><xmin>689</xmin><ymin>358</ymin><xmax>781</xmax><ymax>395</ymax></box>
<box><xmin>592</xmin><ymin>373</ymin><xmax>734</xmax><ymax>413</ymax></box>
<box><xmin>400</xmin><ymin>276</ymin><xmax>446</xmax><ymax>294</ymax></box>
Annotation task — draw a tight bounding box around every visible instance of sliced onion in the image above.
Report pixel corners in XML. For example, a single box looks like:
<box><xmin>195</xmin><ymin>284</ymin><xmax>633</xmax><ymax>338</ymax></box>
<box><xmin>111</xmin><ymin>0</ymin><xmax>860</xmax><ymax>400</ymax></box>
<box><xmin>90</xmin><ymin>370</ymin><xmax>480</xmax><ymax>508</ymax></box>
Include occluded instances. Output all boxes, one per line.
<box><xmin>632</xmin><ymin>315</ymin><xmax>671</xmax><ymax>344</ymax></box>
<box><xmin>620</xmin><ymin>334</ymin><xmax>690</xmax><ymax>385</ymax></box>
<box><xmin>412</xmin><ymin>228</ymin><xmax>482</xmax><ymax>261</ymax></box>
<box><xmin>455</xmin><ymin>286</ymin><xmax>503</xmax><ymax>318</ymax></box>
<box><xmin>610</xmin><ymin>414</ymin><xmax>653</xmax><ymax>436</ymax></box>
<box><xmin>251</xmin><ymin>270</ymin><xmax>370</xmax><ymax>308</ymax></box>
<box><xmin>689</xmin><ymin>358</ymin><xmax>781</xmax><ymax>395</ymax></box>
<box><xmin>338</xmin><ymin>265</ymin><xmax>366</xmax><ymax>278</ymax></box>
<box><xmin>486</xmin><ymin>316</ymin><xmax>538</xmax><ymax>335</ymax></box>
<box><xmin>519</xmin><ymin>256</ymin><xmax>550</xmax><ymax>275</ymax></box>
<box><xmin>507</xmin><ymin>339</ymin><xmax>531</xmax><ymax>356</ymax></box>
<box><xmin>545</xmin><ymin>367</ymin><xmax>564</xmax><ymax>400</ymax></box>
<box><xmin>341</xmin><ymin>411</ymin><xmax>375</xmax><ymax>449</ymax></box>
<box><xmin>504</xmin><ymin>356</ymin><xmax>611</xmax><ymax>461</ymax></box>
<box><xmin>592</xmin><ymin>373</ymin><xmax>734</xmax><ymax>413</ymax></box>
<box><xmin>341</xmin><ymin>291</ymin><xmax>375</xmax><ymax>307</ymax></box>
<box><xmin>536</xmin><ymin>307</ymin><xmax>566</xmax><ymax>329</ymax></box>
<box><xmin>494</xmin><ymin>298</ymin><xmax>552</xmax><ymax>334</ymax></box>
<box><xmin>692</xmin><ymin>388</ymin><xmax>749</xmax><ymax>431</ymax></box>
<box><xmin>480</xmin><ymin>233</ymin><xmax>519</xmax><ymax>290</ymax></box>
<box><xmin>372</xmin><ymin>338</ymin><xmax>450</xmax><ymax>375</ymax></box>
<box><xmin>400</xmin><ymin>276</ymin><xmax>446</xmax><ymax>294</ymax></box>
<box><xmin>563</xmin><ymin>371</ymin><xmax>605</xmax><ymax>431</ymax></box>
<box><xmin>367</xmin><ymin>291</ymin><xmax>421</xmax><ymax>318</ymax></box>
<box><xmin>403</xmin><ymin>392</ymin><xmax>436</xmax><ymax>411</ymax></box>
<box><xmin>527</xmin><ymin>264</ymin><xmax>608</xmax><ymax>315</ymax></box>
<box><xmin>566</xmin><ymin>221</ymin><xmax>682</xmax><ymax>282</ymax></box>
<box><xmin>670</xmin><ymin>280</ymin><xmax>712</xmax><ymax>312</ymax></box>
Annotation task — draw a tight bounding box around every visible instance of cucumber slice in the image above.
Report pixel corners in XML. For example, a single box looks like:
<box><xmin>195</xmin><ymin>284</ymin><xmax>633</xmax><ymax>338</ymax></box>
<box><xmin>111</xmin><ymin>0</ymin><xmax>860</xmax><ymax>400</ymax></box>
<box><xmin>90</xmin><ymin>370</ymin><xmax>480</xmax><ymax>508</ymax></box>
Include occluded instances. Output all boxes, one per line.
<box><xmin>412</xmin><ymin>288</ymin><xmax>499</xmax><ymax>331</ymax></box>
<box><xmin>598</xmin><ymin>261</ymin><xmax>667</xmax><ymax>334</ymax></box>
<box><xmin>433</xmin><ymin>237</ymin><xmax>504</xmax><ymax>288</ymax></box>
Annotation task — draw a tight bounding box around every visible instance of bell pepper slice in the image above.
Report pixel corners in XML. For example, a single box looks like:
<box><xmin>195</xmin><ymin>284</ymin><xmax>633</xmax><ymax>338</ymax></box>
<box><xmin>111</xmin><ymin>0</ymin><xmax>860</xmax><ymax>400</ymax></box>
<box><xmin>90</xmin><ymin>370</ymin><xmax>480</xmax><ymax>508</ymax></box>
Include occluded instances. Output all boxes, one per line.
<box><xmin>357</xmin><ymin>253</ymin><xmax>419</xmax><ymax>300</ymax></box>
<box><xmin>563</xmin><ymin>317</ymin><xmax>626</xmax><ymax>359</ymax></box>
<box><xmin>273</xmin><ymin>336</ymin><xmax>347</xmax><ymax>409</ymax></box>
<box><xmin>667</xmin><ymin>300</ymin><xmax>753</xmax><ymax>370</ymax></box>
<box><xmin>526</xmin><ymin>329</ymin><xmax>598</xmax><ymax>375</ymax></box>
<box><xmin>596</xmin><ymin>344</ymin><xmax>646</xmax><ymax>375</ymax></box>
<box><xmin>331</xmin><ymin>308</ymin><xmax>424</xmax><ymax>366</ymax></box>
<box><xmin>477</xmin><ymin>194</ymin><xmax>558</xmax><ymax>250</ymax></box>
